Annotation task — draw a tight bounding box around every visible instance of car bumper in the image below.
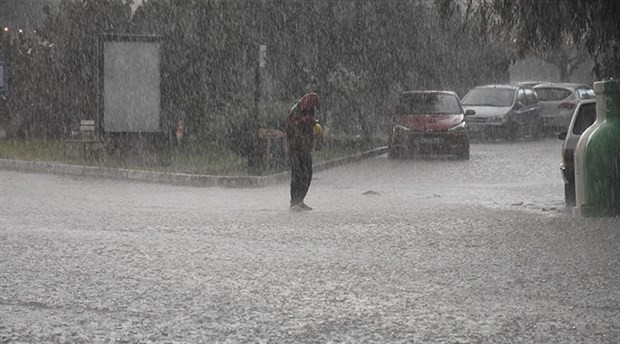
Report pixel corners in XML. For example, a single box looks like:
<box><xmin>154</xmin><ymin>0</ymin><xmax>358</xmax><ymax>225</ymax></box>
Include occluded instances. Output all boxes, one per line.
<box><xmin>543</xmin><ymin>112</ymin><xmax>572</xmax><ymax>132</ymax></box>
<box><xmin>466</xmin><ymin>122</ymin><xmax>510</xmax><ymax>138</ymax></box>
<box><xmin>390</xmin><ymin>132</ymin><xmax>469</xmax><ymax>155</ymax></box>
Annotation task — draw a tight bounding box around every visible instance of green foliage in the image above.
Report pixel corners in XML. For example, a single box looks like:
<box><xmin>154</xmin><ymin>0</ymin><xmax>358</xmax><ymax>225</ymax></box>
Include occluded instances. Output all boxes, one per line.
<box><xmin>479</xmin><ymin>0</ymin><xmax>620</xmax><ymax>79</ymax></box>
<box><xmin>0</xmin><ymin>139</ymin><xmax>67</xmax><ymax>162</ymax></box>
<box><xmin>2</xmin><ymin>0</ymin><xmax>512</xmax><ymax>161</ymax></box>
<box><xmin>0</xmin><ymin>137</ymin><xmax>250</xmax><ymax>175</ymax></box>
<box><xmin>0</xmin><ymin>0</ymin><xmax>132</xmax><ymax>138</ymax></box>
<box><xmin>260</xmin><ymin>101</ymin><xmax>291</xmax><ymax>130</ymax></box>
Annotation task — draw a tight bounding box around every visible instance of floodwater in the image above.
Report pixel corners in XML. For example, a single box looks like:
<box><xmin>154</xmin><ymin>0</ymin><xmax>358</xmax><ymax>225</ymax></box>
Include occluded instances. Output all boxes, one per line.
<box><xmin>1</xmin><ymin>138</ymin><xmax>619</xmax><ymax>343</ymax></box>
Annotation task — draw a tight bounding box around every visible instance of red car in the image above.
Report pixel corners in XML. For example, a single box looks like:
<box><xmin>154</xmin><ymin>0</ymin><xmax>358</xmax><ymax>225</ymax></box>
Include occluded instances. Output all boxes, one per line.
<box><xmin>388</xmin><ymin>91</ymin><xmax>473</xmax><ymax>159</ymax></box>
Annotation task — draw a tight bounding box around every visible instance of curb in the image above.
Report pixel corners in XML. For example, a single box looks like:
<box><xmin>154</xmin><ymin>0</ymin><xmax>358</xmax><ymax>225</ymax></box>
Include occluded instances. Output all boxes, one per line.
<box><xmin>0</xmin><ymin>147</ymin><xmax>387</xmax><ymax>188</ymax></box>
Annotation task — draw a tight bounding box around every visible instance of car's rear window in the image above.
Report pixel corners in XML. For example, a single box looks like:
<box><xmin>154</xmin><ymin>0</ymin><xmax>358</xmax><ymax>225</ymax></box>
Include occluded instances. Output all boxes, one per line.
<box><xmin>461</xmin><ymin>88</ymin><xmax>515</xmax><ymax>107</ymax></box>
<box><xmin>397</xmin><ymin>93</ymin><xmax>462</xmax><ymax>115</ymax></box>
<box><xmin>572</xmin><ymin>102</ymin><xmax>596</xmax><ymax>135</ymax></box>
<box><xmin>535</xmin><ymin>87</ymin><xmax>572</xmax><ymax>101</ymax></box>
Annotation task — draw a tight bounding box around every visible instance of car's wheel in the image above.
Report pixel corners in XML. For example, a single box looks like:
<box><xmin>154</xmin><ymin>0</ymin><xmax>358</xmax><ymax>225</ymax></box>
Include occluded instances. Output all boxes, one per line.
<box><xmin>388</xmin><ymin>146</ymin><xmax>401</xmax><ymax>159</ymax></box>
<box><xmin>507</xmin><ymin>122</ymin><xmax>519</xmax><ymax>141</ymax></box>
<box><xmin>532</xmin><ymin>119</ymin><xmax>544</xmax><ymax>140</ymax></box>
<box><xmin>457</xmin><ymin>145</ymin><xmax>470</xmax><ymax>160</ymax></box>
<box><xmin>564</xmin><ymin>182</ymin><xmax>576</xmax><ymax>207</ymax></box>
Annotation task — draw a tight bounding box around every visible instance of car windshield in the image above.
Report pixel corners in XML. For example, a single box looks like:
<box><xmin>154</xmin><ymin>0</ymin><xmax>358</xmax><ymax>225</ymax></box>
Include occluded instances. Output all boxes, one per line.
<box><xmin>461</xmin><ymin>88</ymin><xmax>515</xmax><ymax>107</ymax></box>
<box><xmin>397</xmin><ymin>93</ymin><xmax>462</xmax><ymax>115</ymax></box>
<box><xmin>535</xmin><ymin>87</ymin><xmax>573</xmax><ymax>101</ymax></box>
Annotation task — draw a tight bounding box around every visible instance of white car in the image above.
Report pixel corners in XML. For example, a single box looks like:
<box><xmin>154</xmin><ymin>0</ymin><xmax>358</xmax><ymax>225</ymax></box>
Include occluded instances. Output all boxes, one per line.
<box><xmin>534</xmin><ymin>83</ymin><xmax>594</xmax><ymax>134</ymax></box>
<box><xmin>558</xmin><ymin>99</ymin><xmax>596</xmax><ymax>206</ymax></box>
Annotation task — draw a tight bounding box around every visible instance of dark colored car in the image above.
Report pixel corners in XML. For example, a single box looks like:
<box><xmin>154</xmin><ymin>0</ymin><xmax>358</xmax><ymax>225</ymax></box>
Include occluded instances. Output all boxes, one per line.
<box><xmin>558</xmin><ymin>99</ymin><xmax>596</xmax><ymax>206</ymax></box>
<box><xmin>461</xmin><ymin>85</ymin><xmax>543</xmax><ymax>141</ymax></box>
<box><xmin>534</xmin><ymin>83</ymin><xmax>595</xmax><ymax>134</ymax></box>
<box><xmin>388</xmin><ymin>91</ymin><xmax>473</xmax><ymax>160</ymax></box>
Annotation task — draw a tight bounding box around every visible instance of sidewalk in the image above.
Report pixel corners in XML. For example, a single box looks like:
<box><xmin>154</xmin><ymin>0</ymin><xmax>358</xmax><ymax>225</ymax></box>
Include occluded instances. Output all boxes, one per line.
<box><xmin>0</xmin><ymin>147</ymin><xmax>387</xmax><ymax>188</ymax></box>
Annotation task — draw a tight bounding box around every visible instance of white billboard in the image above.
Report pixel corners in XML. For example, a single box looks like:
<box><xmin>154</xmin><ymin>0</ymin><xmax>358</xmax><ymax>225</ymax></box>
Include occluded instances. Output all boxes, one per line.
<box><xmin>102</xmin><ymin>39</ymin><xmax>161</xmax><ymax>132</ymax></box>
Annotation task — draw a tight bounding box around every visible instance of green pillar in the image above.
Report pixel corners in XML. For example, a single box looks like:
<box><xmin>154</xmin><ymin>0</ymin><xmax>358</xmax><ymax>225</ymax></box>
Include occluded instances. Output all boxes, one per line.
<box><xmin>580</xmin><ymin>80</ymin><xmax>620</xmax><ymax>217</ymax></box>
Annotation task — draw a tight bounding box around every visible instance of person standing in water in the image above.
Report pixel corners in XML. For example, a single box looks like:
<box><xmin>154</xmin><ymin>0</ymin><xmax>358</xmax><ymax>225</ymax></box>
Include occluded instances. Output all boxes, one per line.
<box><xmin>285</xmin><ymin>92</ymin><xmax>323</xmax><ymax>211</ymax></box>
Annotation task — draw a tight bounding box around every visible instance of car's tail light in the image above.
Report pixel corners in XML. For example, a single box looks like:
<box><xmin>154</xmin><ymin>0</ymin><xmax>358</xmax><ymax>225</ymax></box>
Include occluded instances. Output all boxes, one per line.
<box><xmin>558</xmin><ymin>101</ymin><xmax>577</xmax><ymax>110</ymax></box>
<box><xmin>562</xmin><ymin>149</ymin><xmax>574</xmax><ymax>162</ymax></box>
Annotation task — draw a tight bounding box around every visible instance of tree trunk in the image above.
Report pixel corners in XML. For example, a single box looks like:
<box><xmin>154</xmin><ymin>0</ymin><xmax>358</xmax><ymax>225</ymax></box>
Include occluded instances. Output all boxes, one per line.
<box><xmin>559</xmin><ymin>64</ymin><xmax>570</xmax><ymax>82</ymax></box>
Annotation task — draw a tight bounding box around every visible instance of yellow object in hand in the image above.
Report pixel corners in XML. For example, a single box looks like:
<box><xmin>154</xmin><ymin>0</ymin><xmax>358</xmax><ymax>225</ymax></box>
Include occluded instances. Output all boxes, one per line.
<box><xmin>313</xmin><ymin>122</ymin><xmax>323</xmax><ymax>136</ymax></box>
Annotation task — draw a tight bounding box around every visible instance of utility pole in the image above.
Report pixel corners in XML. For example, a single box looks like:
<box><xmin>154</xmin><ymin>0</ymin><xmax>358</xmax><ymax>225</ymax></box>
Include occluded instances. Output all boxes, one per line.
<box><xmin>0</xmin><ymin>59</ymin><xmax>8</xmax><ymax>95</ymax></box>
<box><xmin>255</xmin><ymin>44</ymin><xmax>266</xmax><ymax>120</ymax></box>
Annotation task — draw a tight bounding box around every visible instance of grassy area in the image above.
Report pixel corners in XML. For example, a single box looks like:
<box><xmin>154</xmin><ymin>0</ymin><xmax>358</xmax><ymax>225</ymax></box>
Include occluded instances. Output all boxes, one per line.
<box><xmin>0</xmin><ymin>135</ymin><xmax>387</xmax><ymax>176</ymax></box>
<box><xmin>0</xmin><ymin>139</ymin><xmax>250</xmax><ymax>175</ymax></box>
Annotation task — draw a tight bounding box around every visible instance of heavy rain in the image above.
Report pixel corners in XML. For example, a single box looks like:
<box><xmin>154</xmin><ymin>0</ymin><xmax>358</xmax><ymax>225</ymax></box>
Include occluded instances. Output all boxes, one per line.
<box><xmin>1</xmin><ymin>0</ymin><xmax>619</xmax><ymax>343</ymax></box>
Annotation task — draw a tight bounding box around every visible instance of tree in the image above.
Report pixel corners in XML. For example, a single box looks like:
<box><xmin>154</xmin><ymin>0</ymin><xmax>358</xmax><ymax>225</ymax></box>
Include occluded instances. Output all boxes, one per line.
<box><xmin>3</xmin><ymin>0</ymin><xmax>513</xmax><ymax>147</ymax></box>
<box><xmin>37</xmin><ymin>0</ymin><xmax>132</xmax><ymax>137</ymax></box>
<box><xmin>483</xmin><ymin>0</ymin><xmax>620</xmax><ymax>80</ymax></box>
<box><xmin>541</xmin><ymin>41</ymin><xmax>589</xmax><ymax>82</ymax></box>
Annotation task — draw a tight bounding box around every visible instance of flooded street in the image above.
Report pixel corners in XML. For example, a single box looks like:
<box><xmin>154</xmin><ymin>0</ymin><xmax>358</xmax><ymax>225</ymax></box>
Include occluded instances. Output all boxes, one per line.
<box><xmin>1</xmin><ymin>138</ymin><xmax>619</xmax><ymax>343</ymax></box>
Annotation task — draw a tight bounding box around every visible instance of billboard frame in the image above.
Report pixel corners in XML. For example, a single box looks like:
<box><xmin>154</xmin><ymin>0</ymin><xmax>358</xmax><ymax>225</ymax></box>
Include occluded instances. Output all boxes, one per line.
<box><xmin>96</xmin><ymin>34</ymin><xmax>164</xmax><ymax>135</ymax></box>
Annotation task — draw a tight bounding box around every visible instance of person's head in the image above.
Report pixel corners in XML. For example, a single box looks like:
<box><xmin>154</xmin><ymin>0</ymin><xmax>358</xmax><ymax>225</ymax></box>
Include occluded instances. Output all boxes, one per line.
<box><xmin>299</xmin><ymin>92</ymin><xmax>320</xmax><ymax>115</ymax></box>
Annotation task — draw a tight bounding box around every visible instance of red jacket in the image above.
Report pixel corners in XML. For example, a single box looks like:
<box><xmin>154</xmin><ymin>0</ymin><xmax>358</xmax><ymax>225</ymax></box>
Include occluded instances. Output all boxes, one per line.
<box><xmin>286</xmin><ymin>107</ymin><xmax>317</xmax><ymax>154</ymax></box>
<box><xmin>286</xmin><ymin>93</ymin><xmax>321</xmax><ymax>154</ymax></box>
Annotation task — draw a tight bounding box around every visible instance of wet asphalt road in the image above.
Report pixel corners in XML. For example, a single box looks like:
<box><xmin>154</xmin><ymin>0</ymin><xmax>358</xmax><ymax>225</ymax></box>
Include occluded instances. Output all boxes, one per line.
<box><xmin>1</xmin><ymin>138</ymin><xmax>619</xmax><ymax>343</ymax></box>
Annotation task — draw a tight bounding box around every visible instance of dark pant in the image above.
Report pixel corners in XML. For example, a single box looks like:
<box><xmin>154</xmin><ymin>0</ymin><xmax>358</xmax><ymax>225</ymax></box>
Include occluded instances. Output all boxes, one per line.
<box><xmin>290</xmin><ymin>151</ymin><xmax>313</xmax><ymax>205</ymax></box>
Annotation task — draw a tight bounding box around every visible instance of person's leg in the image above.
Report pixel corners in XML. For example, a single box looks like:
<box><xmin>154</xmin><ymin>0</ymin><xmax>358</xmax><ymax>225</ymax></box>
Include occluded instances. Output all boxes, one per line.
<box><xmin>298</xmin><ymin>153</ymin><xmax>313</xmax><ymax>209</ymax></box>
<box><xmin>289</xmin><ymin>153</ymin><xmax>303</xmax><ymax>207</ymax></box>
